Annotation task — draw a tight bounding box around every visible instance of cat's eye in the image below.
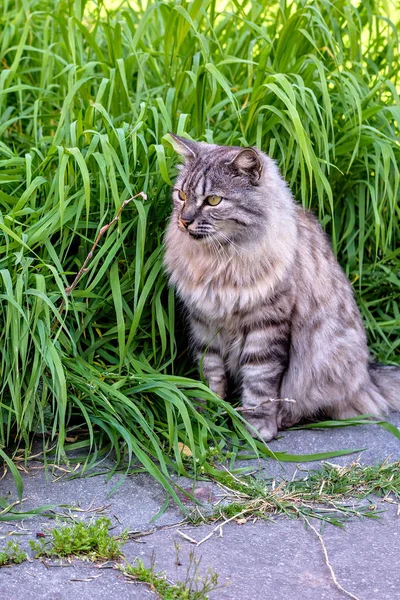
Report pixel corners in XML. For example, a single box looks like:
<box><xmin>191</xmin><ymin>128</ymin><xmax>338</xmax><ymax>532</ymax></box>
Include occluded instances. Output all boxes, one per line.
<box><xmin>178</xmin><ymin>190</ymin><xmax>187</xmax><ymax>202</ymax></box>
<box><xmin>205</xmin><ymin>195</ymin><xmax>222</xmax><ymax>206</ymax></box>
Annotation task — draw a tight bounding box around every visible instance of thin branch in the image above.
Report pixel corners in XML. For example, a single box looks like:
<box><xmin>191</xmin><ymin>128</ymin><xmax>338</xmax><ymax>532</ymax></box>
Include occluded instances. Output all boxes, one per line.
<box><xmin>235</xmin><ymin>398</ymin><xmax>296</xmax><ymax>413</ymax></box>
<box><xmin>53</xmin><ymin>192</ymin><xmax>147</xmax><ymax>329</ymax></box>
<box><xmin>176</xmin><ymin>530</ymin><xmax>198</xmax><ymax>544</ymax></box>
<box><xmin>303</xmin><ymin>515</ymin><xmax>360</xmax><ymax>600</ymax></box>
<box><xmin>220</xmin><ymin>397</ymin><xmax>296</xmax><ymax>416</ymax></box>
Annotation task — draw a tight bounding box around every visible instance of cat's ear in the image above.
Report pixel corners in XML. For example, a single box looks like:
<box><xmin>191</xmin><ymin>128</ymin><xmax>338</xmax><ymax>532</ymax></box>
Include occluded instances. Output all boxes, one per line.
<box><xmin>169</xmin><ymin>134</ymin><xmax>198</xmax><ymax>160</ymax></box>
<box><xmin>228</xmin><ymin>147</ymin><xmax>263</xmax><ymax>184</ymax></box>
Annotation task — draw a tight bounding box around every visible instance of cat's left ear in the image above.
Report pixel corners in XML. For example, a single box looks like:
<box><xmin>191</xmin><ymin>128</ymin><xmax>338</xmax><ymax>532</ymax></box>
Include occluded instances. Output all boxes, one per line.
<box><xmin>228</xmin><ymin>147</ymin><xmax>263</xmax><ymax>184</ymax></box>
<box><xmin>168</xmin><ymin>134</ymin><xmax>199</xmax><ymax>160</ymax></box>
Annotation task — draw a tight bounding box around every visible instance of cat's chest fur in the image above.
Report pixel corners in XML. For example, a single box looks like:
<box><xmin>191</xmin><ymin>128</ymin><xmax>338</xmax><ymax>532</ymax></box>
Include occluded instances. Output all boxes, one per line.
<box><xmin>166</xmin><ymin>242</ymin><xmax>288</xmax><ymax>323</ymax></box>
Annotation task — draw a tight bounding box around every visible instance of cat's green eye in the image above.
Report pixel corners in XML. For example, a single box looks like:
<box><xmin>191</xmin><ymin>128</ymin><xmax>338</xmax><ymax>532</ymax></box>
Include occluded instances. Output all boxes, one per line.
<box><xmin>178</xmin><ymin>190</ymin><xmax>187</xmax><ymax>201</ymax></box>
<box><xmin>206</xmin><ymin>195</ymin><xmax>222</xmax><ymax>206</ymax></box>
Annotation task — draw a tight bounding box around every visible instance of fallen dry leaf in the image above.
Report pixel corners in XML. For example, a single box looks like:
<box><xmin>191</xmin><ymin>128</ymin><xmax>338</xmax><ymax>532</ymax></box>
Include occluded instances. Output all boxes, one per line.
<box><xmin>177</xmin><ymin>442</ymin><xmax>192</xmax><ymax>456</ymax></box>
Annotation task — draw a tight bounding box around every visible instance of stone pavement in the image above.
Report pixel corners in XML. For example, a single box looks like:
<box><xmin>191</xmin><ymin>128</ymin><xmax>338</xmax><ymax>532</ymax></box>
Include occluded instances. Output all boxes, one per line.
<box><xmin>1</xmin><ymin>415</ymin><xmax>400</xmax><ymax>600</ymax></box>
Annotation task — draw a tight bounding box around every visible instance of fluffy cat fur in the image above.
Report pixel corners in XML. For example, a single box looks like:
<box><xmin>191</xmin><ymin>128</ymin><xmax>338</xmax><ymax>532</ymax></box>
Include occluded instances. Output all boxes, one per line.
<box><xmin>164</xmin><ymin>135</ymin><xmax>400</xmax><ymax>441</ymax></box>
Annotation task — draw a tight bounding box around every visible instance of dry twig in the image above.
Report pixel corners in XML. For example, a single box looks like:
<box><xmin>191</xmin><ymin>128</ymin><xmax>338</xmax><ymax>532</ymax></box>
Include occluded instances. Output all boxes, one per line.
<box><xmin>235</xmin><ymin>398</ymin><xmax>296</xmax><ymax>413</ymax></box>
<box><xmin>303</xmin><ymin>515</ymin><xmax>360</xmax><ymax>600</ymax></box>
<box><xmin>54</xmin><ymin>192</ymin><xmax>147</xmax><ymax>328</ymax></box>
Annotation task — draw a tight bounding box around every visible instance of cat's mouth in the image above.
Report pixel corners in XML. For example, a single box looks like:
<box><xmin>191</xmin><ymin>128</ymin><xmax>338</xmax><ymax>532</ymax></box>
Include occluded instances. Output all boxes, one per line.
<box><xmin>187</xmin><ymin>231</ymin><xmax>209</xmax><ymax>240</ymax></box>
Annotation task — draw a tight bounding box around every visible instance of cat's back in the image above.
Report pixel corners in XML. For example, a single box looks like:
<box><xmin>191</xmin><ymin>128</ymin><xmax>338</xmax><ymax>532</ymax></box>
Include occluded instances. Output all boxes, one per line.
<box><xmin>292</xmin><ymin>206</ymin><xmax>365</xmax><ymax>336</ymax></box>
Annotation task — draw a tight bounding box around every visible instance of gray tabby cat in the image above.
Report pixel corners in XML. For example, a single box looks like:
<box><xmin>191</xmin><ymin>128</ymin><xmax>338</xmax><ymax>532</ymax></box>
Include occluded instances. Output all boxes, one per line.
<box><xmin>164</xmin><ymin>135</ymin><xmax>400</xmax><ymax>441</ymax></box>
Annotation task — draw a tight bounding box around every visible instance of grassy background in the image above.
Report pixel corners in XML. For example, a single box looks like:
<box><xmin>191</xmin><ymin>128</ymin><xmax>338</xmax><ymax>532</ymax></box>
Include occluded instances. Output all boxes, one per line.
<box><xmin>0</xmin><ymin>0</ymin><xmax>399</xmax><ymax>494</ymax></box>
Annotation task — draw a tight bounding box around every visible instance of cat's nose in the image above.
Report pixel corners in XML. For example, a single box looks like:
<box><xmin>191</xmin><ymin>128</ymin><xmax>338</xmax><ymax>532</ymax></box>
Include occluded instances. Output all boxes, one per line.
<box><xmin>180</xmin><ymin>217</ymin><xmax>193</xmax><ymax>228</ymax></box>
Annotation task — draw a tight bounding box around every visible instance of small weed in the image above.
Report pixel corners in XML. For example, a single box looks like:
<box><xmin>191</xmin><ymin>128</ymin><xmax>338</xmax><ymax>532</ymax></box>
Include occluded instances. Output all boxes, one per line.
<box><xmin>120</xmin><ymin>549</ymin><xmax>219</xmax><ymax>599</ymax></box>
<box><xmin>0</xmin><ymin>541</ymin><xmax>27</xmax><ymax>566</ymax></box>
<box><xmin>29</xmin><ymin>517</ymin><xmax>127</xmax><ymax>561</ymax></box>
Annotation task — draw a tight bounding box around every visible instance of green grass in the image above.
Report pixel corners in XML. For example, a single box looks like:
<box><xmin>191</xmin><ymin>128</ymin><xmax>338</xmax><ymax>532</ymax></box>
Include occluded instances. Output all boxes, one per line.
<box><xmin>4</xmin><ymin>515</ymin><xmax>218</xmax><ymax>597</ymax></box>
<box><xmin>192</xmin><ymin>460</ymin><xmax>400</xmax><ymax>527</ymax></box>
<box><xmin>120</xmin><ymin>553</ymin><xmax>219</xmax><ymax>599</ymax></box>
<box><xmin>0</xmin><ymin>541</ymin><xmax>27</xmax><ymax>566</ymax></box>
<box><xmin>29</xmin><ymin>516</ymin><xmax>126</xmax><ymax>560</ymax></box>
<box><xmin>0</xmin><ymin>0</ymin><xmax>399</xmax><ymax>498</ymax></box>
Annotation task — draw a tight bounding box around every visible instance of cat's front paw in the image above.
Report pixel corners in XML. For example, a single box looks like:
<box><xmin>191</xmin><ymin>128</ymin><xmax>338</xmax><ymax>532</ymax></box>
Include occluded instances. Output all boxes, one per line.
<box><xmin>276</xmin><ymin>402</ymin><xmax>298</xmax><ymax>430</ymax></box>
<box><xmin>245</xmin><ymin>416</ymin><xmax>278</xmax><ymax>442</ymax></box>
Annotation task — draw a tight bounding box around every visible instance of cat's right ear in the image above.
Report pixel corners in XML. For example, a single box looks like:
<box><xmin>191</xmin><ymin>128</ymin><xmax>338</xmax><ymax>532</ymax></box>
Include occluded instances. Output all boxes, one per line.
<box><xmin>168</xmin><ymin>134</ymin><xmax>198</xmax><ymax>160</ymax></box>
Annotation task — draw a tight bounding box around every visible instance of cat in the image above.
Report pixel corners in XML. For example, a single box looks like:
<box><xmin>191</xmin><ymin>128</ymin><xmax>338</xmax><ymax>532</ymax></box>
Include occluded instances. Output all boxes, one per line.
<box><xmin>164</xmin><ymin>135</ymin><xmax>400</xmax><ymax>441</ymax></box>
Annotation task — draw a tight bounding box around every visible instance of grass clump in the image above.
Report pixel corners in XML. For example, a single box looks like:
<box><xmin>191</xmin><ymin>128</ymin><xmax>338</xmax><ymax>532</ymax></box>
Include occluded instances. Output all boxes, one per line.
<box><xmin>291</xmin><ymin>460</ymin><xmax>400</xmax><ymax>500</ymax></box>
<box><xmin>0</xmin><ymin>541</ymin><xmax>27</xmax><ymax>566</ymax></box>
<box><xmin>198</xmin><ymin>461</ymin><xmax>400</xmax><ymax>527</ymax></box>
<box><xmin>29</xmin><ymin>517</ymin><xmax>126</xmax><ymax>561</ymax></box>
<box><xmin>121</xmin><ymin>552</ymin><xmax>219</xmax><ymax>600</ymax></box>
<box><xmin>26</xmin><ymin>515</ymin><xmax>218</xmax><ymax>597</ymax></box>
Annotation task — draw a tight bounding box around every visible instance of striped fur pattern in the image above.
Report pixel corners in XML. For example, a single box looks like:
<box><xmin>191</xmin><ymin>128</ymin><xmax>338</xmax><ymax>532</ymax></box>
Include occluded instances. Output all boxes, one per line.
<box><xmin>164</xmin><ymin>136</ymin><xmax>400</xmax><ymax>441</ymax></box>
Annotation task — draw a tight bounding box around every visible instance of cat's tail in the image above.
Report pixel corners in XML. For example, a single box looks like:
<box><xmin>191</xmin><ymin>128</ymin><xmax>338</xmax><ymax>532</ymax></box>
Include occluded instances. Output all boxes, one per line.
<box><xmin>369</xmin><ymin>363</ymin><xmax>400</xmax><ymax>410</ymax></box>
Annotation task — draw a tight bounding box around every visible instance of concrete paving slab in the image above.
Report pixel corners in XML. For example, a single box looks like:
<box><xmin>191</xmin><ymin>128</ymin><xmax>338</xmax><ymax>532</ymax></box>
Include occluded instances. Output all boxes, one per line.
<box><xmin>0</xmin><ymin>560</ymin><xmax>157</xmax><ymax>600</ymax></box>
<box><xmin>246</xmin><ymin>412</ymin><xmax>400</xmax><ymax>480</ymax></box>
<box><xmin>0</xmin><ymin>469</ymin><xmax>184</xmax><ymax>530</ymax></box>
<box><xmin>1</xmin><ymin>413</ymin><xmax>400</xmax><ymax>599</ymax></box>
<box><xmin>125</xmin><ymin>508</ymin><xmax>400</xmax><ymax>600</ymax></box>
<box><xmin>123</xmin><ymin>518</ymin><xmax>343</xmax><ymax>599</ymax></box>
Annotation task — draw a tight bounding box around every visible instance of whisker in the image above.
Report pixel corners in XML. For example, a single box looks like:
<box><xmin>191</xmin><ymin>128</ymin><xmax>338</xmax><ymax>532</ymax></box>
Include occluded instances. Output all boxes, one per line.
<box><xmin>216</xmin><ymin>231</ymin><xmax>246</xmax><ymax>260</ymax></box>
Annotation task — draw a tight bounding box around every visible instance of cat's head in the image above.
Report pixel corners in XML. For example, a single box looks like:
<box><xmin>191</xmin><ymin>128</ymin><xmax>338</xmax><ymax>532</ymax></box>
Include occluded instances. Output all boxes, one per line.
<box><xmin>169</xmin><ymin>135</ymin><xmax>272</xmax><ymax>246</ymax></box>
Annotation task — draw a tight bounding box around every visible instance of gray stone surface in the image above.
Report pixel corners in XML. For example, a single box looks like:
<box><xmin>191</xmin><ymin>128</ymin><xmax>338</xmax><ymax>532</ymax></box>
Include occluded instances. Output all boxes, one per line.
<box><xmin>258</xmin><ymin>412</ymin><xmax>400</xmax><ymax>480</ymax></box>
<box><xmin>0</xmin><ymin>561</ymin><xmax>157</xmax><ymax>600</ymax></box>
<box><xmin>1</xmin><ymin>414</ymin><xmax>400</xmax><ymax>599</ymax></box>
<box><xmin>127</xmin><ymin>505</ymin><xmax>400</xmax><ymax>600</ymax></box>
